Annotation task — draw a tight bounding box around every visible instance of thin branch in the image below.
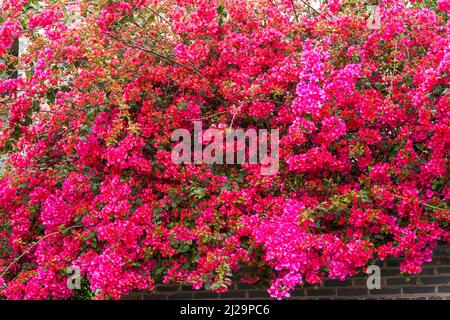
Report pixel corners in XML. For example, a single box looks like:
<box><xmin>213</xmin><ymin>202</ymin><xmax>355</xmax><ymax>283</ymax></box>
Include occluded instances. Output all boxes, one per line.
<box><xmin>394</xmin><ymin>195</ymin><xmax>446</xmax><ymax>211</ymax></box>
<box><xmin>143</xmin><ymin>5</ymin><xmax>189</xmax><ymax>44</ymax></box>
<box><xmin>298</xmin><ymin>0</ymin><xmax>321</xmax><ymax>16</ymax></box>
<box><xmin>0</xmin><ymin>225</ymin><xmax>82</xmax><ymax>279</ymax></box>
<box><xmin>183</xmin><ymin>110</ymin><xmax>230</xmax><ymax>121</ymax></box>
<box><xmin>291</xmin><ymin>0</ymin><xmax>300</xmax><ymax>22</ymax></box>
<box><xmin>103</xmin><ymin>32</ymin><xmax>205</xmax><ymax>79</ymax></box>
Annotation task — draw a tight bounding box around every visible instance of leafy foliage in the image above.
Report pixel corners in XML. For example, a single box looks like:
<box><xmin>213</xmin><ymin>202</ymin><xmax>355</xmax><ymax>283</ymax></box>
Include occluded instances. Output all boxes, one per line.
<box><xmin>0</xmin><ymin>0</ymin><xmax>449</xmax><ymax>299</ymax></box>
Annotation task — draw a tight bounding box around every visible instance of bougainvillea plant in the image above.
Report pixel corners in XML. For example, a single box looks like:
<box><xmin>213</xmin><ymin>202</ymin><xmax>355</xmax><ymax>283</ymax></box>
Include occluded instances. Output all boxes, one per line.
<box><xmin>0</xmin><ymin>0</ymin><xmax>449</xmax><ymax>299</ymax></box>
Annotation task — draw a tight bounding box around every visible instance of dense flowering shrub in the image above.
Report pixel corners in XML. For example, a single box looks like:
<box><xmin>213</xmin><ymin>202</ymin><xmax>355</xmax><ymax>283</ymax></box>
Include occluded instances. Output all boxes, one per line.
<box><xmin>0</xmin><ymin>0</ymin><xmax>449</xmax><ymax>299</ymax></box>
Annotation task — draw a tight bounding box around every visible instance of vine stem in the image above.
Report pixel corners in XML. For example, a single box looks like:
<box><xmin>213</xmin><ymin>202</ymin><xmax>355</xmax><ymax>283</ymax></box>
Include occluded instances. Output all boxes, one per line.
<box><xmin>0</xmin><ymin>225</ymin><xmax>82</xmax><ymax>279</ymax></box>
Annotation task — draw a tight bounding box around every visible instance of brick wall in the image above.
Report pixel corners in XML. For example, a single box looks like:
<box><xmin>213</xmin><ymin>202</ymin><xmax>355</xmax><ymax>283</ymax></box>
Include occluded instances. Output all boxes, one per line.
<box><xmin>124</xmin><ymin>244</ymin><xmax>450</xmax><ymax>300</ymax></box>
